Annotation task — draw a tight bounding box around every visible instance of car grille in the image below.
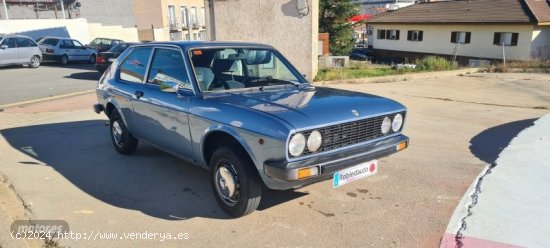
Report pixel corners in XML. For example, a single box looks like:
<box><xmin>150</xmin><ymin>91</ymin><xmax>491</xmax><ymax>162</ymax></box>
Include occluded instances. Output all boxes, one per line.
<box><xmin>297</xmin><ymin>112</ymin><xmax>405</xmax><ymax>157</ymax></box>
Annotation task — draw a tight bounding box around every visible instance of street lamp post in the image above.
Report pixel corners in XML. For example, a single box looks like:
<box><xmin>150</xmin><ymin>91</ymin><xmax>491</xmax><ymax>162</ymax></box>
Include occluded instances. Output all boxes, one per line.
<box><xmin>2</xmin><ymin>0</ymin><xmax>9</xmax><ymax>20</ymax></box>
<box><xmin>60</xmin><ymin>0</ymin><xmax>66</xmax><ymax>19</ymax></box>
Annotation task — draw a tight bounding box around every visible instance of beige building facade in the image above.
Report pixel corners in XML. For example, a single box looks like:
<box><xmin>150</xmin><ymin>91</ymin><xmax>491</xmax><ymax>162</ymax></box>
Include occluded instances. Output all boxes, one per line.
<box><xmin>205</xmin><ymin>0</ymin><xmax>319</xmax><ymax>80</ymax></box>
<box><xmin>134</xmin><ymin>0</ymin><xmax>207</xmax><ymax>42</ymax></box>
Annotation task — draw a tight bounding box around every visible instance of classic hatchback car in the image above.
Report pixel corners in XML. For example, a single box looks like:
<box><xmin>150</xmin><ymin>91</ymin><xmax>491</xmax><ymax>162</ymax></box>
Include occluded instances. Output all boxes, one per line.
<box><xmin>37</xmin><ymin>37</ymin><xmax>97</xmax><ymax>65</ymax></box>
<box><xmin>94</xmin><ymin>41</ymin><xmax>408</xmax><ymax>217</ymax></box>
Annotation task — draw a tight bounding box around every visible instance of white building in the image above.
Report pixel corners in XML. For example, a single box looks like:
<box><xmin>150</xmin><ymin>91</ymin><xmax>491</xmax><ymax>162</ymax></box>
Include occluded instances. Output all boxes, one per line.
<box><xmin>367</xmin><ymin>0</ymin><xmax>550</xmax><ymax>64</ymax></box>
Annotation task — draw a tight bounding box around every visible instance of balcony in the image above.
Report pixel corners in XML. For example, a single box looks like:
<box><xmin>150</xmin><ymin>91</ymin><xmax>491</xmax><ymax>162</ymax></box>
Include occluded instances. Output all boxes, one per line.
<box><xmin>192</xmin><ymin>22</ymin><xmax>200</xmax><ymax>29</ymax></box>
<box><xmin>168</xmin><ymin>18</ymin><xmax>180</xmax><ymax>31</ymax></box>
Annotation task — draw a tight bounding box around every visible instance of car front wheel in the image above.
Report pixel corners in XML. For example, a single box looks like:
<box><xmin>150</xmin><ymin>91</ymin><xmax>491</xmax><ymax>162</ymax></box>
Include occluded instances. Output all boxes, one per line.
<box><xmin>210</xmin><ymin>146</ymin><xmax>262</xmax><ymax>217</ymax></box>
<box><xmin>89</xmin><ymin>54</ymin><xmax>96</xmax><ymax>64</ymax></box>
<box><xmin>109</xmin><ymin>110</ymin><xmax>138</xmax><ymax>155</ymax></box>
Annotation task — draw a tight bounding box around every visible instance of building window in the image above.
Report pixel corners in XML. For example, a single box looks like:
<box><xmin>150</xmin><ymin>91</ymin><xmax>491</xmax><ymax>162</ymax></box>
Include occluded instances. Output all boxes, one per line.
<box><xmin>191</xmin><ymin>7</ymin><xmax>198</xmax><ymax>26</ymax></box>
<box><xmin>193</xmin><ymin>33</ymin><xmax>198</xmax><ymax>40</ymax></box>
<box><xmin>168</xmin><ymin>5</ymin><xmax>176</xmax><ymax>24</ymax></box>
<box><xmin>181</xmin><ymin>6</ymin><xmax>189</xmax><ymax>28</ymax></box>
<box><xmin>450</xmin><ymin>31</ymin><xmax>471</xmax><ymax>44</ymax></box>
<box><xmin>407</xmin><ymin>30</ymin><xmax>423</xmax><ymax>41</ymax></box>
<box><xmin>493</xmin><ymin>32</ymin><xmax>518</xmax><ymax>46</ymax></box>
<box><xmin>185</xmin><ymin>34</ymin><xmax>190</xmax><ymax>41</ymax></box>
<box><xmin>377</xmin><ymin>29</ymin><xmax>400</xmax><ymax>40</ymax></box>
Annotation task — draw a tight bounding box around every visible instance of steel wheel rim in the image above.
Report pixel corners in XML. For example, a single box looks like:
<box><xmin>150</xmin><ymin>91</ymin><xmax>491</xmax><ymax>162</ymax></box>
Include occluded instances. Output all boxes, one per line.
<box><xmin>112</xmin><ymin>120</ymin><xmax>124</xmax><ymax>147</ymax></box>
<box><xmin>61</xmin><ymin>56</ymin><xmax>67</xmax><ymax>64</ymax></box>
<box><xmin>215</xmin><ymin>161</ymin><xmax>240</xmax><ymax>206</ymax></box>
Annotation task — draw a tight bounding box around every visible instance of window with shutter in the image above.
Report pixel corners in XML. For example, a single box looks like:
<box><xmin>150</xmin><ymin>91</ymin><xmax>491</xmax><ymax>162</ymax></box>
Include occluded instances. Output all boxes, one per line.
<box><xmin>494</xmin><ymin>32</ymin><xmax>519</xmax><ymax>46</ymax></box>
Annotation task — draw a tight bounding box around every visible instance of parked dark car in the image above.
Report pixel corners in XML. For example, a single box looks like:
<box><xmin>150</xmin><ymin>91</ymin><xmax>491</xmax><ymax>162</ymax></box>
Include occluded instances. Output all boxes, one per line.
<box><xmin>94</xmin><ymin>41</ymin><xmax>409</xmax><ymax>217</ymax></box>
<box><xmin>95</xmin><ymin>42</ymin><xmax>137</xmax><ymax>73</ymax></box>
<box><xmin>87</xmin><ymin>38</ymin><xmax>124</xmax><ymax>52</ymax></box>
<box><xmin>349</xmin><ymin>48</ymin><xmax>371</xmax><ymax>61</ymax></box>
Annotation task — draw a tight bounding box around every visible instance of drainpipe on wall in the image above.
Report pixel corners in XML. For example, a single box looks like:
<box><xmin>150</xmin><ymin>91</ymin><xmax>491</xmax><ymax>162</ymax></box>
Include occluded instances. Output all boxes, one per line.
<box><xmin>2</xmin><ymin>0</ymin><xmax>8</xmax><ymax>20</ymax></box>
<box><xmin>208</xmin><ymin>0</ymin><xmax>216</xmax><ymax>41</ymax></box>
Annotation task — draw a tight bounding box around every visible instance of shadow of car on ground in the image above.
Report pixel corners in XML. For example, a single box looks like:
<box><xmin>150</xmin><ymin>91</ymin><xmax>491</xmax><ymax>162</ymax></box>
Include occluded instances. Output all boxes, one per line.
<box><xmin>469</xmin><ymin>118</ymin><xmax>536</xmax><ymax>164</ymax></box>
<box><xmin>0</xmin><ymin>120</ymin><xmax>307</xmax><ymax>220</ymax></box>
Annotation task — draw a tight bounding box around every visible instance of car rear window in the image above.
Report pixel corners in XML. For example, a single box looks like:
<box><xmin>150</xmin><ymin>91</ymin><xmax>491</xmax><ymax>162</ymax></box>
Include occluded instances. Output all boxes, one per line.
<box><xmin>41</xmin><ymin>38</ymin><xmax>59</xmax><ymax>46</ymax></box>
<box><xmin>108</xmin><ymin>43</ymin><xmax>131</xmax><ymax>53</ymax></box>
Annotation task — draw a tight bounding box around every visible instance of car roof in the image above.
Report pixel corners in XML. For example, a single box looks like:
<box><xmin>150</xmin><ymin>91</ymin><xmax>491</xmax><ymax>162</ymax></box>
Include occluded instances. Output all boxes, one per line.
<box><xmin>134</xmin><ymin>41</ymin><xmax>274</xmax><ymax>50</ymax></box>
<box><xmin>0</xmin><ymin>34</ymin><xmax>34</xmax><ymax>39</ymax></box>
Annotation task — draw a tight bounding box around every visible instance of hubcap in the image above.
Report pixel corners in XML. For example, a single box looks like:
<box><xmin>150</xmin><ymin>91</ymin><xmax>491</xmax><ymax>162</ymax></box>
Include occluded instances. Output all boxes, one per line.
<box><xmin>112</xmin><ymin>121</ymin><xmax>123</xmax><ymax>146</ymax></box>
<box><xmin>31</xmin><ymin>58</ymin><xmax>39</xmax><ymax>67</ymax></box>
<box><xmin>215</xmin><ymin>162</ymin><xmax>239</xmax><ymax>206</ymax></box>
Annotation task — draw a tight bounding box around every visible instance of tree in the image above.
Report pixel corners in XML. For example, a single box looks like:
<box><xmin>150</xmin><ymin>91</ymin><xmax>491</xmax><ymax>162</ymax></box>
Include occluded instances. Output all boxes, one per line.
<box><xmin>319</xmin><ymin>0</ymin><xmax>359</xmax><ymax>56</ymax></box>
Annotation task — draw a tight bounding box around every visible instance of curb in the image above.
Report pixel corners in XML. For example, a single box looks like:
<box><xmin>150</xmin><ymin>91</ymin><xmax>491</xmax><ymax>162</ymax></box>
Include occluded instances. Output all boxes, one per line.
<box><xmin>0</xmin><ymin>90</ymin><xmax>95</xmax><ymax>110</ymax></box>
<box><xmin>314</xmin><ymin>68</ymin><xmax>481</xmax><ymax>85</ymax></box>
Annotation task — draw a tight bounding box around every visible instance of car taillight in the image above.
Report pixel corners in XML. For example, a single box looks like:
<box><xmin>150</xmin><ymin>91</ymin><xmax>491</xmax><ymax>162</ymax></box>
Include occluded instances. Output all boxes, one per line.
<box><xmin>96</xmin><ymin>56</ymin><xmax>106</xmax><ymax>64</ymax></box>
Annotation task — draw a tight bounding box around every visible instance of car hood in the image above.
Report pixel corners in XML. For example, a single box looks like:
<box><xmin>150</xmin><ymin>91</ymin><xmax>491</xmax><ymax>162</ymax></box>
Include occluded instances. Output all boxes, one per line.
<box><xmin>207</xmin><ymin>86</ymin><xmax>406</xmax><ymax>130</ymax></box>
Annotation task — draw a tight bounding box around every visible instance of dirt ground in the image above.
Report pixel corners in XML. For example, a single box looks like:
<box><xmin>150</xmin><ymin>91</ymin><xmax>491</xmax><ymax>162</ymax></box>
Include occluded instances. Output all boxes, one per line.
<box><xmin>0</xmin><ymin>72</ymin><xmax>548</xmax><ymax>247</ymax></box>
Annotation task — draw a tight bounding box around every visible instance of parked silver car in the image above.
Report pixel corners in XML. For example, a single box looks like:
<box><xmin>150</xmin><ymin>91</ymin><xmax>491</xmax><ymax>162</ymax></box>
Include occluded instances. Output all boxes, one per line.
<box><xmin>37</xmin><ymin>37</ymin><xmax>97</xmax><ymax>65</ymax></box>
<box><xmin>0</xmin><ymin>34</ymin><xmax>42</xmax><ymax>68</ymax></box>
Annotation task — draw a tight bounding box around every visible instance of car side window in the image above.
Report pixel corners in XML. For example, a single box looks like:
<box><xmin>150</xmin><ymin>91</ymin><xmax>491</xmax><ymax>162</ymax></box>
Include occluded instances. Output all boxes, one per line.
<box><xmin>146</xmin><ymin>48</ymin><xmax>192</xmax><ymax>90</ymax></box>
<box><xmin>16</xmin><ymin>38</ymin><xmax>36</xmax><ymax>48</ymax></box>
<box><xmin>72</xmin><ymin>40</ymin><xmax>84</xmax><ymax>48</ymax></box>
<box><xmin>41</xmin><ymin>38</ymin><xmax>59</xmax><ymax>47</ymax></box>
<box><xmin>119</xmin><ymin>47</ymin><xmax>153</xmax><ymax>84</ymax></box>
<box><xmin>1</xmin><ymin>38</ymin><xmax>17</xmax><ymax>48</ymax></box>
<box><xmin>60</xmin><ymin>40</ymin><xmax>75</xmax><ymax>49</ymax></box>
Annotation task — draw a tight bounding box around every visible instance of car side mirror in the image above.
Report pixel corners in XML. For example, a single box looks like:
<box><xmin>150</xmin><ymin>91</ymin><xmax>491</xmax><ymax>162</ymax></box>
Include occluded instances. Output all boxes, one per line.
<box><xmin>160</xmin><ymin>81</ymin><xmax>179</xmax><ymax>93</ymax></box>
<box><xmin>0</xmin><ymin>45</ymin><xmax>7</xmax><ymax>50</ymax></box>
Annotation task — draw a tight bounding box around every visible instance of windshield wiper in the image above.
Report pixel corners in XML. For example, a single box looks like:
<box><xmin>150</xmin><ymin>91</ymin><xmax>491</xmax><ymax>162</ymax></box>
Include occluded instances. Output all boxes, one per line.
<box><xmin>251</xmin><ymin>76</ymin><xmax>300</xmax><ymax>87</ymax></box>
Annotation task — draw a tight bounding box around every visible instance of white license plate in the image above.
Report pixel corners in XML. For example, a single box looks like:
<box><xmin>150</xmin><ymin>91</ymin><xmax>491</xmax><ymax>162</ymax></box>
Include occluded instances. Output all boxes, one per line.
<box><xmin>333</xmin><ymin>160</ymin><xmax>378</xmax><ymax>188</ymax></box>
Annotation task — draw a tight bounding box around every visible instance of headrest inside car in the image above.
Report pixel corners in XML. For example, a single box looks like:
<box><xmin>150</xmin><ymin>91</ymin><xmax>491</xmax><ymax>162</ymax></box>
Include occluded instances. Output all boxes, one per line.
<box><xmin>245</xmin><ymin>50</ymin><xmax>272</xmax><ymax>65</ymax></box>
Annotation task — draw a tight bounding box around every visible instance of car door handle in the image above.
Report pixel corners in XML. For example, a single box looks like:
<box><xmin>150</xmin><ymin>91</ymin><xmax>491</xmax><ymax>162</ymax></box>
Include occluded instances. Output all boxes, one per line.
<box><xmin>135</xmin><ymin>90</ymin><xmax>144</xmax><ymax>99</ymax></box>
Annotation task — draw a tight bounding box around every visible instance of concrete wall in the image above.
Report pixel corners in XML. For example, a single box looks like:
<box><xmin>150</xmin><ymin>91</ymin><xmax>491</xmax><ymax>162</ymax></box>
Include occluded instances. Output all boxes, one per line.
<box><xmin>2</xmin><ymin>0</ymin><xmax>135</xmax><ymax>28</ymax></box>
<box><xmin>0</xmin><ymin>18</ymin><xmax>90</xmax><ymax>43</ymax></box>
<box><xmin>88</xmin><ymin>23</ymin><xmax>139</xmax><ymax>42</ymax></box>
<box><xmin>78</xmin><ymin>0</ymin><xmax>135</xmax><ymax>28</ymax></box>
<box><xmin>371</xmin><ymin>23</ymin><xmax>535</xmax><ymax>60</ymax></box>
<box><xmin>207</xmin><ymin>0</ymin><xmax>319</xmax><ymax>80</ymax></box>
<box><xmin>0</xmin><ymin>19</ymin><xmax>139</xmax><ymax>44</ymax></box>
<box><xmin>531</xmin><ymin>26</ymin><xmax>550</xmax><ymax>59</ymax></box>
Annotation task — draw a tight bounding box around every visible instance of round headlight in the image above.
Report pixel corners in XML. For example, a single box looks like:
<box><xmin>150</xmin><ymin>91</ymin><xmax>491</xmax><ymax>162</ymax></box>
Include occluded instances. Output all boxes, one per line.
<box><xmin>307</xmin><ymin>130</ymin><xmax>323</xmax><ymax>152</ymax></box>
<box><xmin>381</xmin><ymin>116</ymin><xmax>391</xmax><ymax>134</ymax></box>
<box><xmin>392</xmin><ymin>114</ymin><xmax>403</xmax><ymax>132</ymax></box>
<box><xmin>289</xmin><ymin>133</ymin><xmax>306</xmax><ymax>157</ymax></box>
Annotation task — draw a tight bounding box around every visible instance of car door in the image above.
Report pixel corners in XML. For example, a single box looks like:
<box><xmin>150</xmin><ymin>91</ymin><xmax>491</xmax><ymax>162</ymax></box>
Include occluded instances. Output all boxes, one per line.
<box><xmin>15</xmin><ymin>38</ymin><xmax>35</xmax><ymax>64</ymax></box>
<box><xmin>131</xmin><ymin>47</ymin><xmax>195</xmax><ymax>159</ymax></box>
<box><xmin>0</xmin><ymin>38</ymin><xmax>18</xmax><ymax>65</ymax></box>
<box><xmin>111</xmin><ymin>46</ymin><xmax>154</xmax><ymax>133</ymax></box>
<box><xmin>59</xmin><ymin>40</ymin><xmax>76</xmax><ymax>61</ymax></box>
<box><xmin>71</xmin><ymin>40</ymin><xmax>88</xmax><ymax>61</ymax></box>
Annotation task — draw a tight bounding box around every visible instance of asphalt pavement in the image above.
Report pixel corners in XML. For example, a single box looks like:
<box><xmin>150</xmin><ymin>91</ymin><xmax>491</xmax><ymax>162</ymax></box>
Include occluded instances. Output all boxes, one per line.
<box><xmin>0</xmin><ymin>72</ymin><xmax>548</xmax><ymax>247</ymax></box>
<box><xmin>0</xmin><ymin>63</ymin><xmax>99</xmax><ymax>106</ymax></box>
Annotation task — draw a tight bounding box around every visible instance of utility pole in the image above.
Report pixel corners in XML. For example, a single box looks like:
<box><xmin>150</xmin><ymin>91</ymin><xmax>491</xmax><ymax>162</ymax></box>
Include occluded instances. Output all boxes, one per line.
<box><xmin>2</xmin><ymin>0</ymin><xmax>9</xmax><ymax>20</ymax></box>
<box><xmin>185</xmin><ymin>7</ymin><xmax>192</xmax><ymax>40</ymax></box>
<box><xmin>502</xmin><ymin>42</ymin><xmax>506</xmax><ymax>66</ymax></box>
<box><xmin>60</xmin><ymin>0</ymin><xmax>66</xmax><ymax>19</ymax></box>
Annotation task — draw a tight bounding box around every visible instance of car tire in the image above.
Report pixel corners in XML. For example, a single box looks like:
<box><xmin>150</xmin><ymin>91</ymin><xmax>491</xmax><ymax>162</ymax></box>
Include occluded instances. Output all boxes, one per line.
<box><xmin>29</xmin><ymin>56</ymin><xmax>41</xmax><ymax>68</ymax></box>
<box><xmin>60</xmin><ymin>55</ymin><xmax>68</xmax><ymax>65</ymax></box>
<box><xmin>89</xmin><ymin>54</ymin><xmax>96</xmax><ymax>64</ymax></box>
<box><xmin>210</xmin><ymin>146</ymin><xmax>262</xmax><ymax>217</ymax></box>
<box><xmin>109</xmin><ymin>110</ymin><xmax>138</xmax><ymax>155</ymax></box>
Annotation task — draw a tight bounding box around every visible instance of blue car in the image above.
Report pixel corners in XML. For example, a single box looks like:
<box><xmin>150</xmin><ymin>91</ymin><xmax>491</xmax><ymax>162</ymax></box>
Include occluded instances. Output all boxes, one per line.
<box><xmin>93</xmin><ymin>41</ymin><xmax>409</xmax><ymax>217</ymax></box>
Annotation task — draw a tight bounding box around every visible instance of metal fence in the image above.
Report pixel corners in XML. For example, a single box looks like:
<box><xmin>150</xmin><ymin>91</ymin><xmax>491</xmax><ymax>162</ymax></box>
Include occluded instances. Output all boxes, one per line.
<box><xmin>1</xmin><ymin>0</ymin><xmax>80</xmax><ymax>20</ymax></box>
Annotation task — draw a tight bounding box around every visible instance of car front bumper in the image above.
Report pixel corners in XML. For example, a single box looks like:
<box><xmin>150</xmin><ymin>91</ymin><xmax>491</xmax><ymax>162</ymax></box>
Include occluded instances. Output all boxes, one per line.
<box><xmin>263</xmin><ymin>134</ymin><xmax>408</xmax><ymax>189</ymax></box>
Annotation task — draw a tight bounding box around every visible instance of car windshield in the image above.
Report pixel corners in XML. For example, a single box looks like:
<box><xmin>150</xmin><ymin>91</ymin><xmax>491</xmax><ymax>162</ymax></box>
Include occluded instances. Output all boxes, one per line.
<box><xmin>108</xmin><ymin>43</ymin><xmax>131</xmax><ymax>53</ymax></box>
<box><xmin>190</xmin><ymin>48</ymin><xmax>303</xmax><ymax>92</ymax></box>
<box><xmin>91</xmin><ymin>38</ymin><xmax>113</xmax><ymax>46</ymax></box>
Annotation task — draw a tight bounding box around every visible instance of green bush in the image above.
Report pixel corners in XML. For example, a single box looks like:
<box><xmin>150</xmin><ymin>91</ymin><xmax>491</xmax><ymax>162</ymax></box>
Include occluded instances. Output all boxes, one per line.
<box><xmin>415</xmin><ymin>56</ymin><xmax>456</xmax><ymax>71</ymax></box>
